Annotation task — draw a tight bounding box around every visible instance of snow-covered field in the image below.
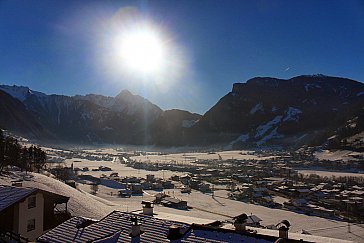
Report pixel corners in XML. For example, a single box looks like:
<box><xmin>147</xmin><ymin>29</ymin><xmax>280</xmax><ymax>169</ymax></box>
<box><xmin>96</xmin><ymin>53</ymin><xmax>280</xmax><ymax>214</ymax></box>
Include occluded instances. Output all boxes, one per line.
<box><xmin>62</xmin><ymin>158</ymin><xmax>186</xmax><ymax>178</ymax></box>
<box><xmin>297</xmin><ymin>169</ymin><xmax>364</xmax><ymax>178</ymax></box>
<box><xmin>130</xmin><ymin>150</ymin><xmax>276</xmax><ymax>164</ymax></box>
<box><xmin>314</xmin><ymin>150</ymin><xmax>362</xmax><ymax>162</ymax></box>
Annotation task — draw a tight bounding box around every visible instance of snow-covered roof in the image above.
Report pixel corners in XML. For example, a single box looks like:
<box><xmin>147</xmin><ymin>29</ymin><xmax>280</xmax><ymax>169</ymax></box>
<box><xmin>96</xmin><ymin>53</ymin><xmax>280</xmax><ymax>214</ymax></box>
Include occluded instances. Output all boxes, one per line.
<box><xmin>37</xmin><ymin>211</ymin><xmax>190</xmax><ymax>243</ymax></box>
<box><xmin>37</xmin><ymin>211</ymin><xmax>343</xmax><ymax>243</ymax></box>
<box><xmin>36</xmin><ymin>211</ymin><xmax>276</xmax><ymax>243</ymax></box>
<box><xmin>0</xmin><ymin>185</ymin><xmax>69</xmax><ymax>212</ymax></box>
<box><xmin>0</xmin><ymin>185</ymin><xmax>36</xmax><ymax>212</ymax></box>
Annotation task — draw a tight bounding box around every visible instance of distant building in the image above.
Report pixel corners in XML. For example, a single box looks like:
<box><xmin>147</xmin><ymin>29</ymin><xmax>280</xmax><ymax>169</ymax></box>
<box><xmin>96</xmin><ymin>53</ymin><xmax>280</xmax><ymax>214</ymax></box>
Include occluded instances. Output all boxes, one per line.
<box><xmin>161</xmin><ymin>197</ymin><xmax>188</xmax><ymax>209</ymax></box>
<box><xmin>0</xmin><ymin>185</ymin><xmax>69</xmax><ymax>241</ymax></box>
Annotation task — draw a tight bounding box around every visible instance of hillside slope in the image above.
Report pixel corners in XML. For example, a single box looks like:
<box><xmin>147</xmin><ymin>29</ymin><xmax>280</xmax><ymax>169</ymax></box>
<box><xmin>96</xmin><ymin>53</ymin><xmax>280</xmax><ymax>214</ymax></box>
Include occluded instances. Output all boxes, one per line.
<box><xmin>0</xmin><ymin>171</ymin><xmax>115</xmax><ymax>219</ymax></box>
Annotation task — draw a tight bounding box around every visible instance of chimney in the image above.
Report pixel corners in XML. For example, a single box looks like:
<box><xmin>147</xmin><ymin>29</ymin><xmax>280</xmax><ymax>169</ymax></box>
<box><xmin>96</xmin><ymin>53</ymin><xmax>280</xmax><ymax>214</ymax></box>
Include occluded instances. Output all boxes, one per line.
<box><xmin>142</xmin><ymin>201</ymin><xmax>154</xmax><ymax>216</ymax></box>
<box><xmin>233</xmin><ymin>213</ymin><xmax>248</xmax><ymax>232</ymax></box>
<box><xmin>130</xmin><ymin>216</ymin><xmax>143</xmax><ymax>237</ymax></box>
<box><xmin>167</xmin><ymin>225</ymin><xmax>184</xmax><ymax>242</ymax></box>
<box><xmin>276</xmin><ymin>220</ymin><xmax>290</xmax><ymax>239</ymax></box>
<box><xmin>12</xmin><ymin>182</ymin><xmax>22</xmax><ymax>187</ymax></box>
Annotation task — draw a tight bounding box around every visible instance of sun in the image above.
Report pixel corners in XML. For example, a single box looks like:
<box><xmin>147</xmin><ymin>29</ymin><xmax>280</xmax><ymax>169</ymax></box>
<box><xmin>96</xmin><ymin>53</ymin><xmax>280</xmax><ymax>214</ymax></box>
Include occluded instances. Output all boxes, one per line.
<box><xmin>116</xmin><ymin>26</ymin><xmax>165</xmax><ymax>75</ymax></box>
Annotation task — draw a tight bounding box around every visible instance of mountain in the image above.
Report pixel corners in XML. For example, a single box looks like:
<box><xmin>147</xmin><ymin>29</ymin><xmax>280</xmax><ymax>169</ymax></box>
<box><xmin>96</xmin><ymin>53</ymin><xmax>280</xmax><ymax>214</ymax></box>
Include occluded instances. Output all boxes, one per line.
<box><xmin>190</xmin><ymin>75</ymin><xmax>364</xmax><ymax>148</ymax></box>
<box><xmin>0</xmin><ymin>89</ymin><xmax>50</xmax><ymax>138</ymax></box>
<box><xmin>150</xmin><ymin>109</ymin><xmax>201</xmax><ymax>146</ymax></box>
<box><xmin>1</xmin><ymin>75</ymin><xmax>363</xmax><ymax>148</ymax></box>
<box><xmin>0</xmin><ymin>85</ymin><xmax>199</xmax><ymax>144</ymax></box>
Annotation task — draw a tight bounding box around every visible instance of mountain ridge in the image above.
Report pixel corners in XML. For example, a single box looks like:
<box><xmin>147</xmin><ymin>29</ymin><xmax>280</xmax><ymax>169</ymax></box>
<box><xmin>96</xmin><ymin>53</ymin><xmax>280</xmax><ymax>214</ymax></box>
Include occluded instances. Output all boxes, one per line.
<box><xmin>0</xmin><ymin>74</ymin><xmax>363</xmax><ymax>149</ymax></box>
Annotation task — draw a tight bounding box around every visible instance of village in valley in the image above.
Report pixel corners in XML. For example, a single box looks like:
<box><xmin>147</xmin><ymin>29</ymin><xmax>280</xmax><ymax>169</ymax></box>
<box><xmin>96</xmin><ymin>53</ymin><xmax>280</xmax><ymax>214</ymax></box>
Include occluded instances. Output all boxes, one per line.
<box><xmin>1</xmin><ymin>131</ymin><xmax>364</xmax><ymax>242</ymax></box>
<box><xmin>47</xmin><ymin>146</ymin><xmax>364</xmax><ymax>224</ymax></box>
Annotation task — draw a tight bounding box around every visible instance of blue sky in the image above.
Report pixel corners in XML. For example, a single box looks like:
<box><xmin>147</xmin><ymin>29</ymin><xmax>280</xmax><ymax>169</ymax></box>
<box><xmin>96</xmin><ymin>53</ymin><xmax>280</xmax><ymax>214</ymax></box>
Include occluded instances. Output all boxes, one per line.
<box><xmin>0</xmin><ymin>0</ymin><xmax>363</xmax><ymax>114</ymax></box>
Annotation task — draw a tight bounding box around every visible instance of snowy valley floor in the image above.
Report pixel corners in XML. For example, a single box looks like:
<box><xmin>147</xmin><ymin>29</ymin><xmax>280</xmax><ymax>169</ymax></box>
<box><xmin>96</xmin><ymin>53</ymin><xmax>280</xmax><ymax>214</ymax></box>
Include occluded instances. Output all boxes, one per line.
<box><xmin>1</xmin><ymin>170</ymin><xmax>364</xmax><ymax>242</ymax></box>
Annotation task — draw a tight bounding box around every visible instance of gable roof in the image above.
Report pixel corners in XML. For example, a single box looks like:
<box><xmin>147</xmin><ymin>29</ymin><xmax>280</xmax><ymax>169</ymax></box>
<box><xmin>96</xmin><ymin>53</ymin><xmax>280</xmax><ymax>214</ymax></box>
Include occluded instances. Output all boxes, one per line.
<box><xmin>37</xmin><ymin>211</ymin><xmax>190</xmax><ymax>243</ymax></box>
<box><xmin>0</xmin><ymin>185</ymin><xmax>69</xmax><ymax>212</ymax></box>
<box><xmin>37</xmin><ymin>211</ymin><xmax>330</xmax><ymax>243</ymax></box>
<box><xmin>0</xmin><ymin>185</ymin><xmax>37</xmax><ymax>212</ymax></box>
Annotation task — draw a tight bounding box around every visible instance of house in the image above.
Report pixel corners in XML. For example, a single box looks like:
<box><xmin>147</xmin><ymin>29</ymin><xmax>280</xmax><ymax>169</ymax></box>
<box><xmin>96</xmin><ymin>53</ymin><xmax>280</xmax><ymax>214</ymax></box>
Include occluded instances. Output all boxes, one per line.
<box><xmin>294</xmin><ymin>188</ymin><xmax>311</xmax><ymax>198</ymax></box>
<box><xmin>0</xmin><ymin>185</ymin><xmax>69</xmax><ymax>241</ymax></box>
<box><xmin>146</xmin><ymin>174</ymin><xmax>155</xmax><ymax>182</ymax></box>
<box><xmin>198</xmin><ymin>183</ymin><xmax>211</xmax><ymax>193</ymax></box>
<box><xmin>161</xmin><ymin>197</ymin><xmax>188</xmax><ymax>209</ymax></box>
<box><xmin>118</xmin><ymin>189</ymin><xmax>132</xmax><ymax>198</ymax></box>
<box><xmin>162</xmin><ymin>180</ymin><xmax>174</xmax><ymax>189</ymax></box>
<box><xmin>130</xmin><ymin>183</ymin><xmax>143</xmax><ymax>195</ymax></box>
<box><xmin>36</xmin><ymin>211</ymin><xmax>348</xmax><ymax>243</ymax></box>
<box><xmin>291</xmin><ymin>199</ymin><xmax>308</xmax><ymax>207</ymax></box>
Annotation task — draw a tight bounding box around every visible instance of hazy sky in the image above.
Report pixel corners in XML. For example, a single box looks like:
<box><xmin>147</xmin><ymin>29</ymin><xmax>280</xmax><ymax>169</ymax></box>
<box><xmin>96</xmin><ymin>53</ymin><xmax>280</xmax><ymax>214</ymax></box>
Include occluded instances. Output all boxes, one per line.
<box><xmin>1</xmin><ymin>0</ymin><xmax>364</xmax><ymax>114</ymax></box>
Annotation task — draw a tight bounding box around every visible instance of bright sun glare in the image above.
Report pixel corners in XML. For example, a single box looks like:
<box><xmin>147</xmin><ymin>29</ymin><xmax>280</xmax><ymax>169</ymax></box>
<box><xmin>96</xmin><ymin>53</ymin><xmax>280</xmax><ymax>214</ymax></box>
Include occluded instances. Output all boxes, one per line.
<box><xmin>117</xmin><ymin>26</ymin><xmax>165</xmax><ymax>75</ymax></box>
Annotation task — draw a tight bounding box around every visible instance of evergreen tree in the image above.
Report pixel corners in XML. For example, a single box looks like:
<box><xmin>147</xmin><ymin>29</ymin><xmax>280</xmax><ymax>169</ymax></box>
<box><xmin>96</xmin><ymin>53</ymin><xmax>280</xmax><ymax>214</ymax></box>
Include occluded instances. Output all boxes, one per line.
<box><xmin>0</xmin><ymin>130</ymin><xmax>47</xmax><ymax>173</ymax></box>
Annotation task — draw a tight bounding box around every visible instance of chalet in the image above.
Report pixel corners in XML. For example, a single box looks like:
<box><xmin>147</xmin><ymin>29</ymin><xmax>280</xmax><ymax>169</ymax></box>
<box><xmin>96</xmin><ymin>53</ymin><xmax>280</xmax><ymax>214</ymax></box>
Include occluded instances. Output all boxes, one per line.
<box><xmin>0</xmin><ymin>185</ymin><xmax>69</xmax><ymax>241</ymax></box>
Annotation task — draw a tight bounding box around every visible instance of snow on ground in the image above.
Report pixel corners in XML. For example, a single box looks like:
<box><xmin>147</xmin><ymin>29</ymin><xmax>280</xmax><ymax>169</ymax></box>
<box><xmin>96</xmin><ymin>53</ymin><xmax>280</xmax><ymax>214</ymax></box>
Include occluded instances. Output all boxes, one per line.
<box><xmin>272</xmin><ymin>195</ymin><xmax>290</xmax><ymax>205</ymax></box>
<box><xmin>256</xmin><ymin>128</ymin><xmax>283</xmax><ymax>146</ymax></box>
<box><xmin>357</xmin><ymin>91</ymin><xmax>364</xmax><ymax>96</ymax></box>
<box><xmin>283</xmin><ymin>107</ymin><xmax>302</xmax><ymax>122</ymax></box>
<box><xmin>2</xmin><ymin>168</ymin><xmax>364</xmax><ymax>242</ymax></box>
<box><xmin>230</xmin><ymin>133</ymin><xmax>250</xmax><ymax>145</ymax></box>
<box><xmin>130</xmin><ymin>150</ymin><xmax>277</xmax><ymax>164</ymax></box>
<box><xmin>63</xmin><ymin>158</ymin><xmax>185</xmax><ymax>178</ymax></box>
<box><xmin>249</xmin><ymin>103</ymin><xmax>263</xmax><ymax>114</ymax></box>
<box><xmin>314</xmin><ymin>150</ymin><xmax>361</xmax><ymax>162</ymax></box>
<box><xmin>0</xmin><ymin>171</ymin><xmax>117</xmax><ymax>219</ymax></box>
<box><xmin>255</xmin><ymin>116</ymin><xmax>283</xmax><ymax>138</ymax></box>
<box><xmin>304</xmin><ymin>83</ymin><xmax>321</xmax><ymax>92</ymax></box>
<box><xmin>297</xmin><ymin>169</ymin><xmax>364</xmax><ymax>178</ymax></box>
<box><xmin>91</xmin><ymin>186</ymin><xmax>364</xmax><ymax>242</ymax></box>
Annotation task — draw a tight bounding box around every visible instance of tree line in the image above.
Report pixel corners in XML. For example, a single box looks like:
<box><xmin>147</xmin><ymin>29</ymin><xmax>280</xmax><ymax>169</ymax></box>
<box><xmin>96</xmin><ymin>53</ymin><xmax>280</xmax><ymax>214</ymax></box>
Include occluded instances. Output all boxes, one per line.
<box><xmin>0</xmin><ymin>129</ymin><xmax>47</xmax><ymax>173</ymax></box>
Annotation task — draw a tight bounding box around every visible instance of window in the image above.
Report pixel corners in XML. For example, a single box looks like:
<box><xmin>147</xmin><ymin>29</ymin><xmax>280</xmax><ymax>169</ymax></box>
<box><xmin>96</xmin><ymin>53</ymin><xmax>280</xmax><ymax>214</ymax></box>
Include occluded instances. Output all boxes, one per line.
<box><xmin>27</xmin><ymin>219</ymin><xmax>35</xmax><ymax>232</ymax></box>
<box><xmin>28</xmin><ymin>195</ymin><xmax>36</xmax><ymax>209</ymax></box>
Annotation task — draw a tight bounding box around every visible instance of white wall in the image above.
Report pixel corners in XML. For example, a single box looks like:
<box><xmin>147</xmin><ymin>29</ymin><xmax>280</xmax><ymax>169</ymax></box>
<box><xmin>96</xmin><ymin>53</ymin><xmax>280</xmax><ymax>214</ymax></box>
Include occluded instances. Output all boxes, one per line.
<box><xmin>16</xmin><ymin>192</ymin><xmax>44</xmax><ymax>240</ymax></box>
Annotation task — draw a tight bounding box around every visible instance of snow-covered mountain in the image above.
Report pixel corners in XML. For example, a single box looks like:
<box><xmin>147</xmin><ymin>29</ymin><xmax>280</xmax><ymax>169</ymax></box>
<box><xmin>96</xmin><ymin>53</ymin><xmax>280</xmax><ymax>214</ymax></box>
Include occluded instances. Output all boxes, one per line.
<box><xmin>0</xmin><ymin>75</ymin><xmax>363</xmax><ymax>148</ymax></box>
<box><xmin>190</xmin><ymin>75</ymin><xmax>364</xmax><ymax>148</ymax></box>
<box><xmin>0</xmin><ymin>85</ymin><xmax>47</xmax><ymax>102</ymax></box>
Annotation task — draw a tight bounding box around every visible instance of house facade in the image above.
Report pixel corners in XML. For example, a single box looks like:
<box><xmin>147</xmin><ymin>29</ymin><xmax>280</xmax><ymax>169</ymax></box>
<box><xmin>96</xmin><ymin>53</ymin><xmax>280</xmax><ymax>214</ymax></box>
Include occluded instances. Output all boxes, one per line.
<box><xmin>0</xmin><ymin>185</ymin><xmax>69</xmax><ymax>241</ymax></box>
